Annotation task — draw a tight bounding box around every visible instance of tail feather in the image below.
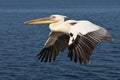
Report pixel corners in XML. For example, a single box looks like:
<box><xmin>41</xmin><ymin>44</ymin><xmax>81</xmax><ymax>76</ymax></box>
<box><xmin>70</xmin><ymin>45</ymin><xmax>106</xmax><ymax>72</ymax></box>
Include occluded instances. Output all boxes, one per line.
<box><xmin>103</xmin><ymin>32</ymin><xmax>113</xmax><ymax>42</ymax></box>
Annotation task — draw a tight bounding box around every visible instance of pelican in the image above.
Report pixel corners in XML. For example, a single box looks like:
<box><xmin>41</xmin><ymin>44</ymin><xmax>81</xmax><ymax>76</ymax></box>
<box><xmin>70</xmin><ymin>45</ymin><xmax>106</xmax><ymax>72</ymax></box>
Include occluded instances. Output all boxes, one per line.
<box><xmin>24</xmin><ymin>14</ymin><xmax>113</xmax><ymax>64</ymax></box>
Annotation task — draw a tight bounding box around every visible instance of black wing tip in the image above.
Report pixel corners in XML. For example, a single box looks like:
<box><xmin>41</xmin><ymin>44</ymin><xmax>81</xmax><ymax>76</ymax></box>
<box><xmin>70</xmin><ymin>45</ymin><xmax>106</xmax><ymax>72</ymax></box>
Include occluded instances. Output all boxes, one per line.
<box><xmin>37</xmin><ymin>47</ymin><xmax>58</xmax><ymax>63</ymax></box>
<box><xmin>37</xmin><ymin>48</ymin><xmax>48</xmax><ymax>62</ymax></box>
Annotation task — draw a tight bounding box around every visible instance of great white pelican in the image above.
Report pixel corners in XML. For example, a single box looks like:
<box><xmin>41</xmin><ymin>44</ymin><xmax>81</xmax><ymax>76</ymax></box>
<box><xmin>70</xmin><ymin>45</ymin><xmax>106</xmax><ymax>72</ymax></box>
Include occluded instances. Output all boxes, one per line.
<box><xmin>24</xmin><ymin>14</ymin><xmax>113</xmax><ymax>64</ymax></box>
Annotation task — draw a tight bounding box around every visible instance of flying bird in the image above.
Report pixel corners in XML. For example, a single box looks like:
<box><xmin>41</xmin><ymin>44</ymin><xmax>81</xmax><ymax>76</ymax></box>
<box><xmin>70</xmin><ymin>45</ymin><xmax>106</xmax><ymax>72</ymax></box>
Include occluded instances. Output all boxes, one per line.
<box><xmin>24</xmin><ymin>14</ymin><xmax>113</xmax><ymax>64</ymax></box>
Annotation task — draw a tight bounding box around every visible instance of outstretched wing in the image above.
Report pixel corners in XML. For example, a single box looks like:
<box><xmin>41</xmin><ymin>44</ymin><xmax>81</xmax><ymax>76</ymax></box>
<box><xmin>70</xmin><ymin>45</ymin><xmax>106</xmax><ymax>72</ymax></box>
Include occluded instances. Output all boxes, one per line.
<box><xmin>68</xmin><ymin>21</ymin><xmax>113</xmax><ymax>64</ymax></box>
<box><xmin>38</xmin><ymin>31</ymin><xmax>69</xmax><ymax>62</ymax></box>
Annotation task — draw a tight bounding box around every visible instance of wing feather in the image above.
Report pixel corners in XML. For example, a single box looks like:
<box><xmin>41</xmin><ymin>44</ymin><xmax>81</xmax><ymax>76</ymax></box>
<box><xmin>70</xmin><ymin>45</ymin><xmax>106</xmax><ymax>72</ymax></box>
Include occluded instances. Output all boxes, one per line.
<box><xmin>37</xmin><ymin>31</ymin><xmax>69</xmax><ymax>62</ymax></box>
<box><xmin>68</xmin><ymin>29</ymin><xmax>107</xmax><ymax>64</ymax></box>
<box><xmin>44</xmin><ymin>49</ymin><xmax>49</xmax><ymax>62</ymax></box>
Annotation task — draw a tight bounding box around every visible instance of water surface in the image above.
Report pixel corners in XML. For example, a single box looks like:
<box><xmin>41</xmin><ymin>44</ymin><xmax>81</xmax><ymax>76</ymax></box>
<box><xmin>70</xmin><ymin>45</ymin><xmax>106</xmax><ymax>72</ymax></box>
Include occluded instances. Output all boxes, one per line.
<box><xmin>0</xmin><ymin>1</ymin><xmax>120</xmax><ymax>80</ymax></box>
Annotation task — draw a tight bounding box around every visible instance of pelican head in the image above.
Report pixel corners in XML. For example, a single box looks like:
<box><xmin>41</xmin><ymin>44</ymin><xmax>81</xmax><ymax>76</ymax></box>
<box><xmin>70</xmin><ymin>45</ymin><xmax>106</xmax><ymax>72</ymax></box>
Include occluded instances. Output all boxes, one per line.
<box><xmin>24</xmin><ymin>14</ymin><xmax>67</xmax><ymax>25</ymax></box>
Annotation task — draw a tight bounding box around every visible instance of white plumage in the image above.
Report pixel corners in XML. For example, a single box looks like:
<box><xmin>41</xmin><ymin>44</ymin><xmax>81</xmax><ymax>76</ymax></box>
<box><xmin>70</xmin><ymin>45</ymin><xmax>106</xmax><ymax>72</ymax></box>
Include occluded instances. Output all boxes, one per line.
<box><xmin>24</xmin><ymin>14</ymin><xmax>113</xmax><ymax>64</ymax></box>
<box><xmin>69</xmin><ymin>20</ymin><xmax>100</xmax><ymax>35</ymax></box>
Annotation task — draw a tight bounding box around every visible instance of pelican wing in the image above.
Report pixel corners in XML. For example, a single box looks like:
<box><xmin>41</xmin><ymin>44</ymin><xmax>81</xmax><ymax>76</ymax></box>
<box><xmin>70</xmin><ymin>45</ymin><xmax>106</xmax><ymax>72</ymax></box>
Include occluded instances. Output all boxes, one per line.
<box><xmin>38</xmin><ymin>31</ymin><xmax>69</xmax><ymax>62</ymax></box>
<box><xmin>68</xmin><ymin>27</ymin><xmax>113</xmax><ymax>64</ymax></box>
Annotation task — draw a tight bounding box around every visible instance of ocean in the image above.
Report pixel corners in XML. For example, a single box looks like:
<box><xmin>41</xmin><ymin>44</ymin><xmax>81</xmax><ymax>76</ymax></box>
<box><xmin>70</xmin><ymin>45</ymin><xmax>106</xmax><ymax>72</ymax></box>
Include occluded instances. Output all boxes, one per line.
<box><xmin>0</xmin><ymin>0</ymin><xmax>120</xmax><ymax>80</ymax></box>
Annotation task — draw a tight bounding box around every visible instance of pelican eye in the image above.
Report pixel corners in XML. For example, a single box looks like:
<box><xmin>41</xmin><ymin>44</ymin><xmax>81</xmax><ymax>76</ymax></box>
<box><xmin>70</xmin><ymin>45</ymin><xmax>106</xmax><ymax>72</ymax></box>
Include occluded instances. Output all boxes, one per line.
<box><xmin>51</xmin><ymin>16</ymin><xmax>56</xmax><ymax>19</ymax></box>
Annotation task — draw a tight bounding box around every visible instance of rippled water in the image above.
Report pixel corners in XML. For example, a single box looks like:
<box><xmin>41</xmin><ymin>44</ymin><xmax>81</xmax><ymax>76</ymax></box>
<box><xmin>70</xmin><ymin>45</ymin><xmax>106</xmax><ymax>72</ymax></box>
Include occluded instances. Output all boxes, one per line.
<box><xmin>0</xmin><ymin>7</ymin><xmax>120</xmax><ymax>80</ymax></box>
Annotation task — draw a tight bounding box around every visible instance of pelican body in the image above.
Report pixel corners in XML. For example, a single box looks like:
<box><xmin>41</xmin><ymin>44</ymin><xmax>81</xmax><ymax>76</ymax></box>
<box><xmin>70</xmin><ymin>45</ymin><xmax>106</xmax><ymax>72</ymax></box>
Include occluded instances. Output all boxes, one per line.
<box><xmin>24</xmin><ymin>15</ymin><xmax>113</xmax><ymax>64</ymax></box>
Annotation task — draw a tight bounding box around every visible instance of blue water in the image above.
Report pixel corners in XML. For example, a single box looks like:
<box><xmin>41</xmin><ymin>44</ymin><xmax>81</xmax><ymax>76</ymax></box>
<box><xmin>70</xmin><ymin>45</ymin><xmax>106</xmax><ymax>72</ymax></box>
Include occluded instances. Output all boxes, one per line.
<box><xmin>0</xmin><ymin>1</ymin><xmax>120</xmax><ymax>80</ymax></box>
